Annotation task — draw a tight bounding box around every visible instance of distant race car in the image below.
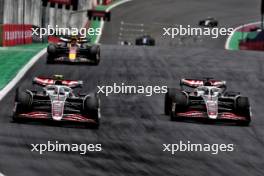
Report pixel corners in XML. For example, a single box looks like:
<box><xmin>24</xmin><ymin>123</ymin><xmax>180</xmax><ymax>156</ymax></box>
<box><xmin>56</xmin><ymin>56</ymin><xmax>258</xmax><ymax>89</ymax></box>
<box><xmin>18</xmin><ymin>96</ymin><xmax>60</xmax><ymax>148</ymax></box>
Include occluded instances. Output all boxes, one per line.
<box><xmin>47</xmin><ymin>36</ymin><xmax>100</xmax><ymax>65</ymax></box>
<box><xmin>135</xmin><ymin>35</ymin><xmax>155</xmax><ymax>46</ymax></box>
<box><xmin>13</xmin><ymin>75</ymin><xmax>100</xmax><ymax>128</ymax></box>
<box><xmin>164</xmin><ymin>78</ymin><xmax>251</xmax><ymax>126</ymax></box>
<box><xmin>199</xmin><ymin>17</ymin><xmax>218</xmax><ymax>27</ymax></box>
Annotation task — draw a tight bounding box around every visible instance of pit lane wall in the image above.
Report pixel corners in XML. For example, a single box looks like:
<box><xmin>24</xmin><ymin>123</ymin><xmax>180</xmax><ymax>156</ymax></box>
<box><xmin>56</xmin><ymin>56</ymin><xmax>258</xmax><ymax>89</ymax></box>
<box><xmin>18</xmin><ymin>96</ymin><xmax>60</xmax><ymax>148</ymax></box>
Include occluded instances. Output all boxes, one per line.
<box><xmin>1</xmin><ymin>24</ymin><xmax>32</xmax><ymax>46</ymax></box>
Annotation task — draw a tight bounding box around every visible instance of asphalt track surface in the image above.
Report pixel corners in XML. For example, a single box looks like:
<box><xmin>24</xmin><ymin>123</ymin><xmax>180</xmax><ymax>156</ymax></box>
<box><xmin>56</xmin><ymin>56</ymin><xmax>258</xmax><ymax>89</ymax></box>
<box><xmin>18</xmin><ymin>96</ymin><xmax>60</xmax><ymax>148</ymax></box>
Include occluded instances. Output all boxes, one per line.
<box><xmin>101</xmin><ymin>0</ymin><xmax>260</xmax><ymax>48</ymax></box>
<box><xmin>0</xmin><ymin>0</ymin><xmax>264</xmax><ymax>176</ymax></box>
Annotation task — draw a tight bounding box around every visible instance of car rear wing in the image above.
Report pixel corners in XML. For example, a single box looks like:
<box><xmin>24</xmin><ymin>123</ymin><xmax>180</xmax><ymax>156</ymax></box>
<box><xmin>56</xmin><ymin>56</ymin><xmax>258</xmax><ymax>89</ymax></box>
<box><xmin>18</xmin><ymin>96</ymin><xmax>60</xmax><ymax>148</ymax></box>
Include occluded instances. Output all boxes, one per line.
<box><xmin>59</xmin><ymin>37</ymin><xmax>89</xmax><ymax>43</ymax></box>
<box><xmin>33</xmin><ymin>77</ymin><xmax>83</xmax><ymax>88</ymax></box>
<box><xmin>87</xmin><ymin>9</ymin><xmax>111</xmax><ymax>21</ymax></box>
<box><xmin>180</xmin><ymin>78</ymin><xmax>226</xmax><ymax>88</ymax></box>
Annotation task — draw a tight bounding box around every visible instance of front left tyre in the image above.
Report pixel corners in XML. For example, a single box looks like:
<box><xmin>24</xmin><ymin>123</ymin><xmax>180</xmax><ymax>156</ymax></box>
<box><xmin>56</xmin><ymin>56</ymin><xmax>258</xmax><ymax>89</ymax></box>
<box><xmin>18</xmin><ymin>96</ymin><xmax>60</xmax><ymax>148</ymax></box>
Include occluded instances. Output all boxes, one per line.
<box><xmin>164</xmin><ymin>88</ymin><xmax>188</xmax><ymax>120</ymax></box>
<box><xmin>170</xmin><ymin>90</ymin><xmax>188</xmax><ymax>121</ymax></box>
<box><xmin>13</xmin><ymin>88</ymin><xmax>33</xmax><ymax>122</ymax></box>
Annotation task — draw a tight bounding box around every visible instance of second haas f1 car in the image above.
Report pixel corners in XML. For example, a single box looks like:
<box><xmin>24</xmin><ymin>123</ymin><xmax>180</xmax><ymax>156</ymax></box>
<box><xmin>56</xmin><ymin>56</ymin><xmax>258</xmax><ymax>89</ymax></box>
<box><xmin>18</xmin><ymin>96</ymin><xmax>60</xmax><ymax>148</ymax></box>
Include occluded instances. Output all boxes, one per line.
<box><xmin>13</xmin><ymin>75</ymin><xmax>100</xmax><ymax>128</ymax></box>
<box><xmin>164</xmin><ymin>78</ymin><xmax>251</xmax><ymax>126</ymax></box>
<box><xmin>47</xmin><ymin>36</ymin><xmax>100</xmax><ymax>65</ymax></box>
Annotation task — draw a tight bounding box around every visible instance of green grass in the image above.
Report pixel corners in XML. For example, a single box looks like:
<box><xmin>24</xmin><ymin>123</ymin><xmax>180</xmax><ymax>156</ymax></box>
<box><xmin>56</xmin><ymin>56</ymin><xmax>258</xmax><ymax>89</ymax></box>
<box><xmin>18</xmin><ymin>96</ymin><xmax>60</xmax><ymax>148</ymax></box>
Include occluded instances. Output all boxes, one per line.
<box><xmin>0</xmin><ymin>43</ymin><xmax>47</xmax><ymax>89</ymax></box>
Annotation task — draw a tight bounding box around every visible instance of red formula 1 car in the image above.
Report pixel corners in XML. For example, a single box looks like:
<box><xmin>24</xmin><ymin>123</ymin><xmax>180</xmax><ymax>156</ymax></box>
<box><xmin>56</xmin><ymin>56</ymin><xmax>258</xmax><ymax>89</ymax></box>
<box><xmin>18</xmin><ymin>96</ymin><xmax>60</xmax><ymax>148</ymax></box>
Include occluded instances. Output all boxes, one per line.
<box><xmin>13</xmin><ymin>75</ymin><xmax>100</xmax><ymax>128</ymax></box>
<box><xmin>164</xmin><ymin>78</ymin><xmax>251</xmax><ymax>126</ymax></box>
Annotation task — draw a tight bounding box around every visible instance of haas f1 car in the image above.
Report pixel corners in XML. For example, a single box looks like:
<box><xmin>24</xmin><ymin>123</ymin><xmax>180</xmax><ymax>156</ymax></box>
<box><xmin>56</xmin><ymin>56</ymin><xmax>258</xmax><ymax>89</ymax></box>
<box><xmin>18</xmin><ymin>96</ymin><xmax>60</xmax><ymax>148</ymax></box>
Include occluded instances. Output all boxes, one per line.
<box><xmin>13</xmin><ymin>75</ymin><xmax>100</xmax><ymax>128</ymax></box>
<box><xmin>47</xmin><ymin>36</ymin><xmax>100</xmax><ymax>65</ymax></box>
<box><xmin>164</xmin><ymin>78</ymin><xmax>251</xmax><ymax>126</ymax></box>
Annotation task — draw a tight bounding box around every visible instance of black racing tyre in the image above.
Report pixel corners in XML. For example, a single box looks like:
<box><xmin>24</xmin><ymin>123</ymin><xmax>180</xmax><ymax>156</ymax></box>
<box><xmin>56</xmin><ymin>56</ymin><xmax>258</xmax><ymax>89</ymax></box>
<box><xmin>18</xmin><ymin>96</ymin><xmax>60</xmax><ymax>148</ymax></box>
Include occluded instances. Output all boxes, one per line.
<box><xmin>47</xmin><ymin>44</ymin><xmax>57</xmax><ymax>54</ymax></box>
<box><xmin>213</xmin><ymin>21</ymin><xmax>218</xmax><ymax>27</ymax></box>
<box><xmin>83</xmin><ymin>93</ymin><xmax>100</xmax><ymax>125</ymax></box>
<box><xmin>47</xmin><ymin>54</ymin><xmax>55</xmax><ymax>64</ymax></box>
<box><xmin>15</xmin><ymin>88</ymin><xmax>33</xmax><ymax>114</ymax></box>
<box><xmin>235</xmin><ymin>97</ymin><xmax>251</xmax><ymax>125</ymax></box>
<box><xmin>149</xmin><ymin>39</ymin><xmax>155</xmax><ymax>46</ymax></box>
<box><xmin>170</xmin><ymin>90</ymin><xmax>188</xmax><ymax>121</ymax></box>
<box><xmin>90</xmin><ymin>45</ymin><xmax>100</xmax><ymax>65</ymax></box>
<box><xmin>164</xmin><ymin>88</ymin><xmax>176</xmax><ymax>115</ymax></box>
<box><xmin>198</xmin><ymin>21</ymin><xmax>204</xmax><ymax>26</ymax></box>
<box><xmin>236</xmin><ymin>97</ymin><xmax>250</xmax><ymax>114</ymax></box>
<box><xmin>135</xmin><ymin>39</ymin><xmax>141</xmax><ymax>45</ymax></box>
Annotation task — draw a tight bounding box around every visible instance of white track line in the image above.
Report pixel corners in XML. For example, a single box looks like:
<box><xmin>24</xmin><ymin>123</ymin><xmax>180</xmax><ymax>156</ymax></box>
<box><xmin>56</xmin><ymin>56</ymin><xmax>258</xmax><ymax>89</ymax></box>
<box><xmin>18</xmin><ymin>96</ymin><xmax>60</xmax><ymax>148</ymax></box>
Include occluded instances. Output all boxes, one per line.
<box><xmin>95</xmin><ymin>0</ymin><xmax>132</xmax><ymax>44</ymax></box>
<box><xmin>0</xmin><ymin>172</ymin><xmax>5</xmax><ymax>176</ymax></box>
<box><xmin>225</xmin><ymin>21</ymin><xmax>260</xmax><ymax>50</ymax></box>
<box><xmin>120</xmin><ymin>28</ymin><xmax>144</xmax><ymax>32</ymax></box>
<box><xmin>0</xmin><ymin>48</ymin><xmax>47</xmax><ymax>101</ymax></box>
<box><xmin>121</xmin><ymin>21</ymin><xmax>144</xmax><ymax>26</ymax></box>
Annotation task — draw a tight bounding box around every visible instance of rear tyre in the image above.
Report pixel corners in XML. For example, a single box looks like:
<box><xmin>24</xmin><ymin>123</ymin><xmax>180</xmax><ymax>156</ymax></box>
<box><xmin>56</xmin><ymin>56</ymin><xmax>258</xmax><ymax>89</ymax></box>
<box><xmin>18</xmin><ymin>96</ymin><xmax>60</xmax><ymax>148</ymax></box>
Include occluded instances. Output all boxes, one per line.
<box><xmin>83</xmin><ymin>93</ymin><xmax>100</xmax><ymax>128</ymax></box>
<box><xmin>47</xmin><ymin>54</ymin><xmax>55</xmax><ymax>64</ymax></box>
<box><xmin>47</xmin><ymin>44</ymin><xmax>57</xmax><ymax>64</ymax></box>
<box><xmin>47</xmin><ymin>44</ymin><xmax>57</xmax><ymax>54</ymax></box>
<box><xmin>90</xmin><ymin>45</ymin><xmax>100</xmax><ymax>65</ymax></box>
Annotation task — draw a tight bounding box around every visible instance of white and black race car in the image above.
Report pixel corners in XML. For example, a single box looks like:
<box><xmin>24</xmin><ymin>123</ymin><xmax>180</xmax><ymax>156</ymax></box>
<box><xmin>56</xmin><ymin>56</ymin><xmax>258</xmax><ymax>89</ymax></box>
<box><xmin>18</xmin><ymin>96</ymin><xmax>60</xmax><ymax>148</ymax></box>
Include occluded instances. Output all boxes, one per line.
<box><xmin>199</xmin><ymin>17</ymin><xmax>218</xmax><ymax>27</ymax></box>
<box><xmin>164</xmin><ymin>78</ymin><xmax>251</xmax><ymax>126</ymax></box>
<box><xmin>47</xmin><ymin>36</ymin><xmax>100</xmax><ymax>65</ymax></box>
<box><xmin>135</xmin><ymin>35</ymin><xmax>155</xmax><ymax>46</ymax></box>
<box><xmin>13</xmin><ymin>75</ymin><xmax>100</xmax><ymax>128</ymax></box>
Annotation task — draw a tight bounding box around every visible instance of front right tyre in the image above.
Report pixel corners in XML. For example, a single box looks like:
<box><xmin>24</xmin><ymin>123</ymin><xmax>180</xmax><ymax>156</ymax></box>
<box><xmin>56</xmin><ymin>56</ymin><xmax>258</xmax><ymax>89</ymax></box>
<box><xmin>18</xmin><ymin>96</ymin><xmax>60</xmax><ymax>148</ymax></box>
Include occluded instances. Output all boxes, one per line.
<box><xmin>235</xmin><ymin>97</ymin><xmax>251</xmax><ymax>126</ymax></box>
<box><xmin>83</xmin><ymin>93</ymin><xmax>100</xmax><ymax>128</ymax></box>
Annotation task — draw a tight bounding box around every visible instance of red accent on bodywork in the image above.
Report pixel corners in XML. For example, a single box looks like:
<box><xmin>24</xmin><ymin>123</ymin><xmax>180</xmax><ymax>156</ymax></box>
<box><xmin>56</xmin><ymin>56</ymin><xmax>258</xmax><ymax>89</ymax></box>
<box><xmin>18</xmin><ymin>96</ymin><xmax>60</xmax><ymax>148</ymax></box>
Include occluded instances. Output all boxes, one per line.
<box><xmin>20</xmin><ymin>112</ymin><xmax>49</xmax><ymax>119</ymax></box>
<box><xmin>220</xmin><ymin>112</ymin><xmax>247</xmax><ymax>120</ymax></box>
<box><xmin>177</xmin><ymin>111</ymin><xmax>247</xmax><ymax>120</ymax></box>
<box><xmin>19</xmin><ymin>112</ymin><xmax>96</xmax><ymax>123</ymax></box>
<box><xmin>177</xmin><ymin>111</ymin><xmax>206</xmax><ymax>118</ymax></box>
